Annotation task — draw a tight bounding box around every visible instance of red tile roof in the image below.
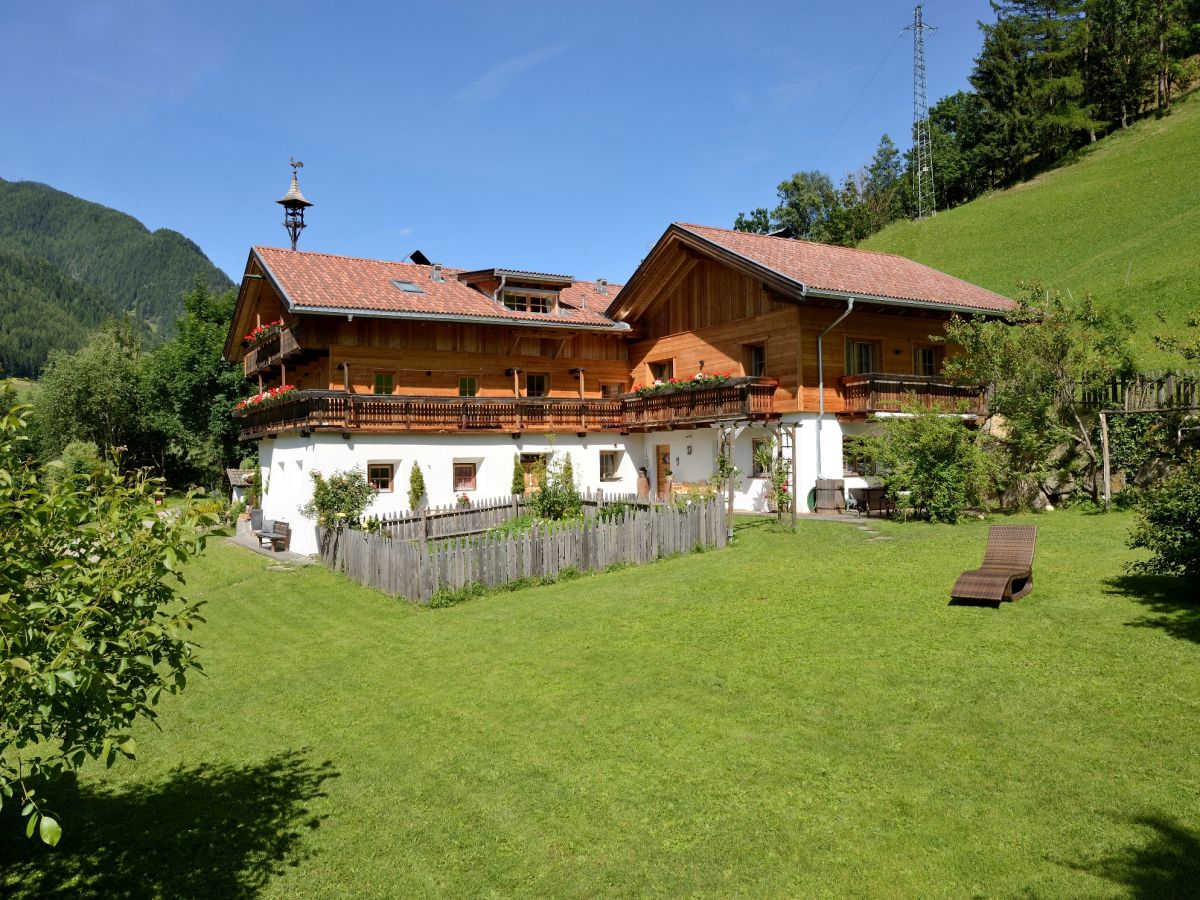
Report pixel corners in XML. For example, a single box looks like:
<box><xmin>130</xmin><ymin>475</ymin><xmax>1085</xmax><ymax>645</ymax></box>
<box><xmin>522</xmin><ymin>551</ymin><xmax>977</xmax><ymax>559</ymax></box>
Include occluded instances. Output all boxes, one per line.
<box><xmin>254</xmin><ymin>246</ymin><xmax>623</xmax><ymax>328</ymax></box>
<box><xmin>675</xmin><ymin>223</ymin><xmax>1015</xmax><ymax>312</ymax></box>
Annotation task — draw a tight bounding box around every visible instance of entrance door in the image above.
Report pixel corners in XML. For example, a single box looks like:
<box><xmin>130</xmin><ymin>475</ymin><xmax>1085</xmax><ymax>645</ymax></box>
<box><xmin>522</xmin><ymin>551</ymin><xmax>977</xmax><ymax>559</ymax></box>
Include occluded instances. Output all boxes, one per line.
<box><xmin>521</xmin><ymin>453</ymin><xmax>547</xmax><ymax>492</ymax></box>
<box><xmin>655</xmin><ymin>444</ymin><xmax>671</xmax><ymax>500</ymax></box>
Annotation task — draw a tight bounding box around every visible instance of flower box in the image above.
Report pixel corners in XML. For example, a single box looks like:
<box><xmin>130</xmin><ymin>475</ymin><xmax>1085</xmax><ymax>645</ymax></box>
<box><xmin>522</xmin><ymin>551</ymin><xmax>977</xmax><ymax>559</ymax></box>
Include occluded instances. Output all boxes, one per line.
<box><xmin>235</xmin><ymin>384</ymin><xmax>299</xmax><ymax>412</ymax></box>
<box><xmin>243</xmin><ymin>319</ymin><xmax>284</xmax><ymax>347</ymax></box>
<box><xmin>629</xmin><ymin>372</ymin><xmax>737</xmax><ymax>397</ymax></box>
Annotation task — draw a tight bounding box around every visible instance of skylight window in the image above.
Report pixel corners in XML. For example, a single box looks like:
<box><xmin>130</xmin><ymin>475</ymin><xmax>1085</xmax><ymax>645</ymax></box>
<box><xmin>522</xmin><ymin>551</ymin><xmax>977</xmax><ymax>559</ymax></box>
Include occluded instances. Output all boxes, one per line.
<box><xmin>391</xmin><ymin>280</ymin><xmax>425</xmax><ymax>294</ymax></box>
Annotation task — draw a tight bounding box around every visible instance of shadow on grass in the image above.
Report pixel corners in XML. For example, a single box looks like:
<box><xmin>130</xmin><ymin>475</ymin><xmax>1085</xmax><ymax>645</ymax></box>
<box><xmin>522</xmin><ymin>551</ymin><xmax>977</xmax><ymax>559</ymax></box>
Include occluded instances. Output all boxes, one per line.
<box><xmin>1104</xmin><ymin>573</ymin><xmax>1200</xmax><ymax>644</ymax></box>
<box><xmin>0</xmin><ymin>749</ymin><xmax>337</xmax><ymax>899</ymax></box>
<box><xmin>1059</xmin><ymin>814</ymin><xmax>1200</xmax><ymax>898</ymax></box>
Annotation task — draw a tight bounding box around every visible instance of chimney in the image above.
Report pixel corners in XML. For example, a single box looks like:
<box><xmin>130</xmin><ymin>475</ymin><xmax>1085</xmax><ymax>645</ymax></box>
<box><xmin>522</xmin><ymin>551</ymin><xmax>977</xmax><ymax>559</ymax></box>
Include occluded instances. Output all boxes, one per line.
<box><xmin>431</xmin><ymin>263</ymin><xmax>444</xmax><ymax>282</ymax></box>
<box><xmin>597</xmin><ymin>278</ymin><xmax>608</xmax><ymax>296</ymax></box>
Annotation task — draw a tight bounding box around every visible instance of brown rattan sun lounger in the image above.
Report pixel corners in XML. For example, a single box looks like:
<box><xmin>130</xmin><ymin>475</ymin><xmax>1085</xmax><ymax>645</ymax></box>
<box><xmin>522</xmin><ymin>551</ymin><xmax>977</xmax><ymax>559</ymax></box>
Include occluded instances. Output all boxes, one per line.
<box><xmin>950</xmin><ymin>525</ymin><xmax>1037</xmax><ymax>604</ymax></box>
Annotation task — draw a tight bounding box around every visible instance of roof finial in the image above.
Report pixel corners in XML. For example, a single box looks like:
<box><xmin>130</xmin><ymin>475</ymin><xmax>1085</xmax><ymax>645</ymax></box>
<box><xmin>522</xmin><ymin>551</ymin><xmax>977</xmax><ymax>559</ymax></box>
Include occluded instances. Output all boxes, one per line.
<box><xmin>277</xmin><ymin>159</ymin><xmax>313</xmax><ymax>250</ymax></box>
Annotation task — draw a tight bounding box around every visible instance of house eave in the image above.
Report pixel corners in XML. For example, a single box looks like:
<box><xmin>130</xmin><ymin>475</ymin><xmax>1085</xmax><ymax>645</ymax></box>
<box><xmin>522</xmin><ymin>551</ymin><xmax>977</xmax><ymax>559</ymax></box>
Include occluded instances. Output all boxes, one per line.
<box><xmin>287</xmin><ymin>305</ymin><xmax>632</xmax><ymax>331</ymax></box>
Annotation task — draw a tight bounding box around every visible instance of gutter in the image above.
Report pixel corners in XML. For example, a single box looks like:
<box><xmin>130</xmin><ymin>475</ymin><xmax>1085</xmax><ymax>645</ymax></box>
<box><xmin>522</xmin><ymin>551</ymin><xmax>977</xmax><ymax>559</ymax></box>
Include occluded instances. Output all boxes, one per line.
<box><xmin>290</xmin><ymin>304</ymin><xmax>631</xmax><ymax>331</ymax></box>
<box><xmin>803</xmin><ymin>286</ymin><xmax>1010</xmax><ymax>318</ymax></box>
<box><xmin>816</xmin><ymin>298</ymin><xmax>855</xmax><ymax>479</ymax></box>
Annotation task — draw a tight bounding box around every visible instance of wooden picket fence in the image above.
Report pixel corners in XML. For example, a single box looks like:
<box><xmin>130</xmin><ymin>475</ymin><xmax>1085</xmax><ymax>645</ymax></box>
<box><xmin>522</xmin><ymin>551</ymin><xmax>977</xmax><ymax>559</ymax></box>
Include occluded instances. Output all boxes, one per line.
<box><xmin>1078</xmin><ymin>370</ymin><xmax>1200</xmax><ymax>411</ymax></box>
<box><xmin>354</xmin><ymin>490</ymin><xmax>658</xmax><ymax>542</ymax></box>
<box><xmin>320</xmin><ymin>497</ymin><xmax>727</xmax><ymax>602</ymax></box>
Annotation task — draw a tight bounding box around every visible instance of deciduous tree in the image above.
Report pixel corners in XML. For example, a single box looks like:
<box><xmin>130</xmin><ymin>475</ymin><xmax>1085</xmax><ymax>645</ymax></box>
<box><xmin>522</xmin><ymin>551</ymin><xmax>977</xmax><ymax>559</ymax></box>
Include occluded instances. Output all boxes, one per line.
<box><xmin>0</xmin><ymin>401</ymin><xmax>209</xmax><ymax>843</ymax></box>
<box><xmin>942</xmin><ymin>283</ymin><xmax>1136</xmax><ymax>505</ymax></box>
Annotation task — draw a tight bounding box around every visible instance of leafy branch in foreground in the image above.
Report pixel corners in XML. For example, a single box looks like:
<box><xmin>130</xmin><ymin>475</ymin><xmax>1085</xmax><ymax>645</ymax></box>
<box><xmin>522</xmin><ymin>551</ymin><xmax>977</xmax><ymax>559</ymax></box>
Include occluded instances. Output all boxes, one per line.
<box><xmin>0</xmin><ymin>397</ymin><xmax>211</xmax><ymax>844</ymax></box>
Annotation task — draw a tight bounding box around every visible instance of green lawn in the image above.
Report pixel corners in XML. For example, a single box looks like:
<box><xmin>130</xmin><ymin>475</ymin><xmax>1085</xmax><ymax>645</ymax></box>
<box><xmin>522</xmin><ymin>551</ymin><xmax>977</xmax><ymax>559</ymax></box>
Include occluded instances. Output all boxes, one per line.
<box><xmin>3</xmin><ymin>510</ymin><xmax>1198</xmax><ymax>897</ymax></box>
<box><xmin>863</xmin><ymin>91</ymin><xmax>1200</xmax><ymax>368</ymax></box>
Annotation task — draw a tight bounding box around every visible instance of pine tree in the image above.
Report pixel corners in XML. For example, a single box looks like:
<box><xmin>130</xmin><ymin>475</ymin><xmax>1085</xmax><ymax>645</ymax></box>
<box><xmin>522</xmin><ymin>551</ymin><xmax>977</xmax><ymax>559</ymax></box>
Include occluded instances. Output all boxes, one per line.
<box><xmin>972</xmin><ymin>1</ymin><xmax>1099</xmax><ymax>181</ymax></box>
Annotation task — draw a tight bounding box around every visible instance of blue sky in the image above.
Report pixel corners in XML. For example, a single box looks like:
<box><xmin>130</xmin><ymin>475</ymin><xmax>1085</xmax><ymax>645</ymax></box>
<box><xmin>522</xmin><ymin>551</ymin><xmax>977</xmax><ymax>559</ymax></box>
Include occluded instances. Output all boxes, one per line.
<box><xmin>1</xmin><ymin>0</ymin><xmax>993</xmax><ymax>285</ymax></box>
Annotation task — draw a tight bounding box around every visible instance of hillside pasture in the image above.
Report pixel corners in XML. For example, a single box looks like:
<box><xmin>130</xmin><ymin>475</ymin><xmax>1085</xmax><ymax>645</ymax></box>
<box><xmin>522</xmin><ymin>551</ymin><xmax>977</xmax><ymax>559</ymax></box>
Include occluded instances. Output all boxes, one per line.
<box><xmin>864</xmin><ymin>92</ymin><xmax>1200</xmax><ymax>367</ymax></box>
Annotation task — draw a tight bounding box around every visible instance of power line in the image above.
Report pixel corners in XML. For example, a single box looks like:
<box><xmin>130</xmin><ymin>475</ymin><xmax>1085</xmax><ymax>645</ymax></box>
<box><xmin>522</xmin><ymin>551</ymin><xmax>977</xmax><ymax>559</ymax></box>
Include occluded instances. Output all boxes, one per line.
<box><xmin>811</xmin><ymin>29</ymin><xmax>905</xmax><ymax>169</ymax></box>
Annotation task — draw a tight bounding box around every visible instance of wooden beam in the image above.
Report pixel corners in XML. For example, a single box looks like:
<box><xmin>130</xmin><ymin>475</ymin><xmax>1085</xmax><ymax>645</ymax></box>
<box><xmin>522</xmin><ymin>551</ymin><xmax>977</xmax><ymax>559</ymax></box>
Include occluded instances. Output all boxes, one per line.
<box><xmin>1100</xmin><ymin>410</ymin><xmax>1111</xmax><ymax>508</ymax></box>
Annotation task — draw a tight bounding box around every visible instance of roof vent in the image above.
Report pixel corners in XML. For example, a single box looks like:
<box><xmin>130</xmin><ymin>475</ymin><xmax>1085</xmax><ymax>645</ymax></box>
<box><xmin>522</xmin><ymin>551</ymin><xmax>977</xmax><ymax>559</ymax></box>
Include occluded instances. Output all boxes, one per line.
<box><xmin>597</xmin><ymin>278</ymin><xmax>608</xmax><ymax>296</ymax></box>
<box><xmin>431</xmin><ymin>263</ymin><xmax>444</xmax><ymax>282</ymax></box>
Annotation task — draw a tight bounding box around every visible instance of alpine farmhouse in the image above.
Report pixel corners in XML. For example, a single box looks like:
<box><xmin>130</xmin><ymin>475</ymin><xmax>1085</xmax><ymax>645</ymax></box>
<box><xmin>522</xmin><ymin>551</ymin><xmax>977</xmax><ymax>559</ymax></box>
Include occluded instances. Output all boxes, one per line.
<box><xmin>224</xmin><ymin>222</ymin><xmax>1014</xmax><ymax>554</ymax></box>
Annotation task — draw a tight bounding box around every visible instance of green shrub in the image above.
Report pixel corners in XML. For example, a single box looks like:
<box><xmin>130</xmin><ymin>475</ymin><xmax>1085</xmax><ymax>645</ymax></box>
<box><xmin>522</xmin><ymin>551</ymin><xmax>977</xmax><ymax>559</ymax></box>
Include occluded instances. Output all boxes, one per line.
<box><xmin>44</xmin><ymin>440</ymin><xmax>105</xmax><ymax>487</ymax></box>
<box><xmin>1127</xmin><ymin>452</ymin><xmax>1200</xmax><ymax>579</ymax></box>
<box><xmin>301</xmin><ymin>467</ymin><xmax>376</xmax><ymax>528</ymax></box>
<box><xmin>246</xmin><ymin>467</ymin><xmax>262</xmax><ymax>508</ymax></box>
<box><xmin>511</xmin><ymin>453</ymin><xmax>525</xmax><ymax>495</ymax></box>
<box><xmin>239</xmin><ymin>456</ymin><xmax>256</xmax><ymax>470</ymax></box>
<box><xmin>530</xmin><ymin>452</ymin><xmax>582</xmax><ymax>520</ymax></box>
<box><xmin>867</xmin><ymin>402</ymin><xmax>992</xmax><ymax>523</ymax></box>
<box><xmin>408</xmin><ymin>461</ymin><xmax>426</xmax><ymax>511</ymax></box>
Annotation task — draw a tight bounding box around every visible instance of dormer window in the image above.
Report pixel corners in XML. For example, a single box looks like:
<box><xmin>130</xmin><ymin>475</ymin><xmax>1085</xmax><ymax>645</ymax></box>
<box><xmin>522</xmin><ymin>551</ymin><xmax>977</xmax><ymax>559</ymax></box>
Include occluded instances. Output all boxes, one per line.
<box><xmin>503</xmin><ymin>291</ymin><xmax>555</xmax><ymax>314</ymax></box>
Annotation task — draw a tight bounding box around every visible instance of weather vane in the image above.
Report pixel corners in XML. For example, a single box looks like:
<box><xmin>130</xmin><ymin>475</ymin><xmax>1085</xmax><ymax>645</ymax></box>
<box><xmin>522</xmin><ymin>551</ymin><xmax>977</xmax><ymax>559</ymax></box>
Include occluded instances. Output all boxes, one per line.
<box><xmin>277</xmin><ymin>158</ymin><xmax>313</xmax><ymax>250</ymax></box>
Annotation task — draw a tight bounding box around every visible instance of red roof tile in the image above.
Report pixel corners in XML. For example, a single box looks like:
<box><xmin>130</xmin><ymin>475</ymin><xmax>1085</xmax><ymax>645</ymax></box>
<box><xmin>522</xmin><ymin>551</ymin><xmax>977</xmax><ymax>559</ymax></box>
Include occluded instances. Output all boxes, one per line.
<box><xmin>675</xmin><ymin>223</ymin><xmax>1014</xmax><ymax>312</ymax></box>
<box><xmin>254</xmin><ymin>246</ymin><xmax>623</xmax><ymax>328</ymax></box>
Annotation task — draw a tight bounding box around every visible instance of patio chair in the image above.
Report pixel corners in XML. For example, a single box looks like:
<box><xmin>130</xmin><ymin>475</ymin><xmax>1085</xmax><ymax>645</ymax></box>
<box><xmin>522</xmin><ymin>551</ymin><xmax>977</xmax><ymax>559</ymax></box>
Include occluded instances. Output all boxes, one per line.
<box><xmin>950</xmin><ymin>525</ymin><xmax>1037</xmax><ymax>604</ymax></box>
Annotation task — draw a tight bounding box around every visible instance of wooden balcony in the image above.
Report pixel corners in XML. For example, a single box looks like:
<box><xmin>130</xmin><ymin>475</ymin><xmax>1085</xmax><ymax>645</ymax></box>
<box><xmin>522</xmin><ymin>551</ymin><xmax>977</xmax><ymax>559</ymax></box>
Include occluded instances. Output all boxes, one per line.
<box><xmin>235</xmin><ymin>379</ymin><xmax>780</xmax><ymax>440</ymax></box>
<box><xmin>243</xmin><ymin>323</ymin><xmax>303</xmax><ymax>377</ymax></box>
<box><xmin>838</xmin><ymin>373</ymin><xmax>985</xmax><ymax>416</ymax></box>
<box><xmin>235</xmin><ymin>391</ymin><xmax>624</xmax><ymax>439</ymax></box>
<box><xmin>620</xmin><ymin>377</ymin><xmax>778</xmax><ymax>431</ymax></box>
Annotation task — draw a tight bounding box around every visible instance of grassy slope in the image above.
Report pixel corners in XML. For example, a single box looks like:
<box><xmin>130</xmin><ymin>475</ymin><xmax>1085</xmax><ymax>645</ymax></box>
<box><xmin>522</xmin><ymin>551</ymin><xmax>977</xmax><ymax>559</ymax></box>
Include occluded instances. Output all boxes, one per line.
<box><xmin>863</xmin><ymin>94</ymin><xmax>1200</xmax><ymax>367</ymax></box>
<box><xmin>2</xmin><ymin>512</ymin><xmax>1197</xmax><ymax>897</ymax></box>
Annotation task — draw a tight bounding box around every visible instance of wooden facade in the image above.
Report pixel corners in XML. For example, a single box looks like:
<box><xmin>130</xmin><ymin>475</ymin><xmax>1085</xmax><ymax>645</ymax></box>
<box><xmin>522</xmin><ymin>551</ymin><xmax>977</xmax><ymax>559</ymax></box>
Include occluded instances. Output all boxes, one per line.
<box><xmin>228</xmin><ymin>233</ymin><xmax>994</xmax><ymax>440</ymax></box>
<box><xmin>624</xmin><ymin>256</ymin><xmax>968</xmax><ymax>417</ymax></box>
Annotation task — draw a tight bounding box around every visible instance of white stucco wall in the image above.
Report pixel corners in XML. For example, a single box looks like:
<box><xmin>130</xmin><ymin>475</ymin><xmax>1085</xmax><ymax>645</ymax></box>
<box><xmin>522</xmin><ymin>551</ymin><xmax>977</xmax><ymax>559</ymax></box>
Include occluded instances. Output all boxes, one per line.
<box><xmin>259</xmin><ymin>432</ymin><xmax>648</xmax><ymax>555</ymax></box>
<box><xmin>255</xmin><ymin>416</ymin><xmax>867</xmax><ymax>554</ymax></box>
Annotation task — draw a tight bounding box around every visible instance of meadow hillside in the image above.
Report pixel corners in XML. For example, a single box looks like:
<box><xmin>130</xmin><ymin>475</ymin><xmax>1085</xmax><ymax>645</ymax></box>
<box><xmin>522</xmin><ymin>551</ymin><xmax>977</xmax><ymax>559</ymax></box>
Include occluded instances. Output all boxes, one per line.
<box><xmin>863</xmin><ymin>92</ymin><xmax>1200</xmax><ymax>368</ymax></box>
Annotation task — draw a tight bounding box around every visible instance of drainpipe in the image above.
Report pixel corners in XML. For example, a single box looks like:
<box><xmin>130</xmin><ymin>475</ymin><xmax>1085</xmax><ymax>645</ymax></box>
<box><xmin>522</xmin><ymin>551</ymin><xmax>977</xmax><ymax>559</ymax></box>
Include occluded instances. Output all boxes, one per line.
<box><xmin>491</xmin><ymin>273</ymin><xmax>508</xmax><ymax>306</ymax></box>
<box><xmin>816</xmin><ymin>298</ymin><xmax>855</xmax><ymax>478</ymax></box>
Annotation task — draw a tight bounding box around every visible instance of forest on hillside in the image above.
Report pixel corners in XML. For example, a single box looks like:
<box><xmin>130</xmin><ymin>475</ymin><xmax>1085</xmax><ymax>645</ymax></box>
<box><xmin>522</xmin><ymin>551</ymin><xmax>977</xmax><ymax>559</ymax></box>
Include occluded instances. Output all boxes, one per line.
<box><xmin>736</xmin><ymin>0</ymin><xmax>1200</xmax><ymax>246</ymax></box>
<box><xmin>0</xmin><ymin>177</ymin><xmax>232</xmax><ymax>377</ymax></box>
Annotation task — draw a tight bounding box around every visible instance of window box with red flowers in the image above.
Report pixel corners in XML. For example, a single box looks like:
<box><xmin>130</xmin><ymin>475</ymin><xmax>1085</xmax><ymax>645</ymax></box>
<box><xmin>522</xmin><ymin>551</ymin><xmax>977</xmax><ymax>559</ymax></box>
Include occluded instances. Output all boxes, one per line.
<box><xmin>242</xmin><ymin>319</ymin><xmax>284</xmax><ymax>347</ymax></box>
<box><xmin>234</xmin><ymin>384</ymin><xmax>299</xmax><ymax>412</ymax></box>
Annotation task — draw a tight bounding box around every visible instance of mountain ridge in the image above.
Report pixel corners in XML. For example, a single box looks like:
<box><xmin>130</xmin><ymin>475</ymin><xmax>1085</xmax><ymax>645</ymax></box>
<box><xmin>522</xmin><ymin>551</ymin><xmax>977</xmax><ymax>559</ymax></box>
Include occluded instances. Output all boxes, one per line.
<box><xmin>0</xmin><ymin>176</ymin><xmax>233</xmax><ymax>377</ymax></box>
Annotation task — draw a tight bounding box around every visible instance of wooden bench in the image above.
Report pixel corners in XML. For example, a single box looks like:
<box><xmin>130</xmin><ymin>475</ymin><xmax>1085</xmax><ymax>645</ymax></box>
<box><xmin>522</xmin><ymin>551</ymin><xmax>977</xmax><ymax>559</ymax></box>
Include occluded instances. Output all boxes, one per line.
<box><xmin>254</xmin><ymin>519</ymin><xmax>291</xmax><ymax>552</ymax></box>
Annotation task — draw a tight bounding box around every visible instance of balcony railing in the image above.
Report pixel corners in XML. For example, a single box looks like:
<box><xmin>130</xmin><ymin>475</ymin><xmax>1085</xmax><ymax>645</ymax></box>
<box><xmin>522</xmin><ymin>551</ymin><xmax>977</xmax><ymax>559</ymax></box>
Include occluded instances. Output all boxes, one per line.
<box><xmin>235</xmin><ymin>378</ymin><xmax>780</xmax><ymax>439</ymax></box>
<box><xmin>620</xmin><ymin>378</ymin><xmax>777</xmax><ymax>431</ymax></box>
<box><xmin>235</xmin><ymin>392</ymin><xmax>624</xmax><ymax>439</ymax></box>
<box><xmin>839</xmin><ymin>373</ymin><xmax>985</xmax><ymax>415</ymax></box>
<box><xmin>243</xmin><ymin>323</ymin><xmax>303</xmax><ymax>377</ymax></box>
